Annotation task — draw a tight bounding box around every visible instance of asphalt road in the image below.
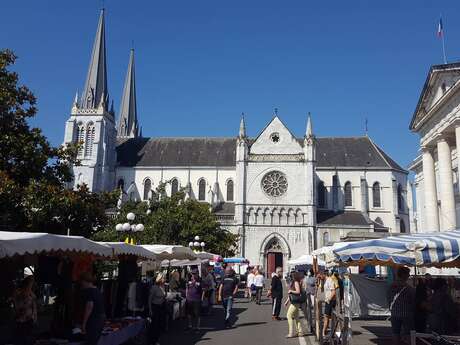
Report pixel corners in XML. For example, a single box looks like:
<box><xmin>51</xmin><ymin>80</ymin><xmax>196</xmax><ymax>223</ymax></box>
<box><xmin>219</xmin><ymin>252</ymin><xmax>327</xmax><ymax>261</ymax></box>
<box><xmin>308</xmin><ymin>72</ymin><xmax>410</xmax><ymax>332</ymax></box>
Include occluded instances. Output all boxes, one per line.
<box><xmin>160</xmin><ymin>289</ymin><xmax>317</xmax><ymax>345</ymax></box>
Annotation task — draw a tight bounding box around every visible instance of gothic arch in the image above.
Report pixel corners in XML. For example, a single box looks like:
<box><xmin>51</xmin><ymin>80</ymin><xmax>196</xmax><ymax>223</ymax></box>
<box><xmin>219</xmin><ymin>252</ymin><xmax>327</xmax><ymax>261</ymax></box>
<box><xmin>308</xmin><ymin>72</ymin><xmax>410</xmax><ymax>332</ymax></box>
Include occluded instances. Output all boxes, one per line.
<box><xmin>279</xmin><ymin>208</ymin><xmax>287</xmax><ymax>225</ymax></box>
<box><xmin>263</xmin><ymin>207</ymin><xmax>270</xmax><ymax>225</ymax></box>
<box><xmin>272</xmin><ymin>207</ymin><xmax>279</xmax><ymax>225</ymax></box>
<box><xmin>295</xmin><ymin>208</ymin><xmax>302</xmax><ymax>225</ymax></box>
<box><xmin>287</xmin><ymin>208</ymin><xmax>295</xmax><ymax>225</ymax></box>
<box><xmin>259</xmin><ymin>232</ymin><xmax>291</xmax><ymax>258</ymax></box>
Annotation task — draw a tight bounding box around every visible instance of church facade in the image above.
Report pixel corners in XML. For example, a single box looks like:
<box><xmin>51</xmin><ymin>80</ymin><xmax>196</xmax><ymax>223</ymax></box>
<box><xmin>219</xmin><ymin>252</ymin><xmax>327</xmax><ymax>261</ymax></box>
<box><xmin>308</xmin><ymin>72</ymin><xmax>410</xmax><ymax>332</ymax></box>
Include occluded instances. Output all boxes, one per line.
<box><xmin>64</xmin><ymin>10</ymin><xmax>411</xmax><ymax>275</ymax></box>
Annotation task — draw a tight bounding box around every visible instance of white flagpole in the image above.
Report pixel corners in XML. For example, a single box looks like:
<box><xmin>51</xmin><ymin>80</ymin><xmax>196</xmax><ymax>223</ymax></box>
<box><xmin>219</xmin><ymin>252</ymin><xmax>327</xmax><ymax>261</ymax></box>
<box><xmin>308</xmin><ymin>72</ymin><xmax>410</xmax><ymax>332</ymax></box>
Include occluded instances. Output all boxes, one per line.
<box><xmin>442</xmin><ymin>32</ymin><xmax>447</xmax><ymax>64</ymax></box>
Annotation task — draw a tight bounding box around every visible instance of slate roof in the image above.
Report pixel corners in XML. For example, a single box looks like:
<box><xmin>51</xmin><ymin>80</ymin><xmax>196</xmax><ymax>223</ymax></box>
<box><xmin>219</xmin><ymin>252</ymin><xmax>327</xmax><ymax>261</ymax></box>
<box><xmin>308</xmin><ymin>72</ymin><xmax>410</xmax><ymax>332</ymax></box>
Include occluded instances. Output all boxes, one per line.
<box><xmin>116</xmin><ymin>137</ymin><xmax>236</xmax><ymax>167</ymax></box>
<box><xmin>213</xmin><ymin>202</ymin><xmax>235</xmax><ymax>215</ymax></box>
<box><xmin>317</xmin><ymin>210</ymin><xmax>388</xmax><ymax>231</ymax></box>
<box><xmin>116</xmin><ymin>136</ymin><xmax>404</xmax><ymax>171</ymax></box>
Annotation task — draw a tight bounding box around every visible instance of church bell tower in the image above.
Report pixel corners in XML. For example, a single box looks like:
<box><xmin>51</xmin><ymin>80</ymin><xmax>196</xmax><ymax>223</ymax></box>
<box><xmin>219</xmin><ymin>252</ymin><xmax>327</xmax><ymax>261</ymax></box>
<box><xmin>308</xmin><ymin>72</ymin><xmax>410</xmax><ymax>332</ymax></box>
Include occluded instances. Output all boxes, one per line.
<box><xmin>63</xmin><ymin>9</ymin><xmax>117</xmax><ymax>191</ymax></box>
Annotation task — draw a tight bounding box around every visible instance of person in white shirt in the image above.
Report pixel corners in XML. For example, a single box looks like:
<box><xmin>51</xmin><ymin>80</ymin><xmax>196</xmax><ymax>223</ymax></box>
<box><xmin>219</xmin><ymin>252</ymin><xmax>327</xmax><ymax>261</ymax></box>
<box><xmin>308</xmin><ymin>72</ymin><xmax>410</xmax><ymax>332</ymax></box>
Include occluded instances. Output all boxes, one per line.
<box><xmin>254</xmin><ymin>270</ymin><xmax>265</xmax><ymax>305</ymax></box>
<box><xmin>246</xmin><ymin>268</ymin><xmax>255</xmax><ymax>301</ymax></box>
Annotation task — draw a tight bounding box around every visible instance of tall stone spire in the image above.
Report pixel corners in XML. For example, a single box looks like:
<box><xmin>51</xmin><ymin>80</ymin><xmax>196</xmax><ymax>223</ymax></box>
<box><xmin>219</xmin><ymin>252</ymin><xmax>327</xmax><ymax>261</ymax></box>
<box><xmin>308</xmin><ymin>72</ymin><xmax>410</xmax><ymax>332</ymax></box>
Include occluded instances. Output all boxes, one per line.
<box><xmin>81</xmin><ymin>9</ymin><xmax>109</xmax><ymax>110</ymax></box>
<box><xmin>239</xmin><ymin>113</ymin><xmax>246</xmax><ymax>139</ymax></box>
<box><xmin>306</xmin><ymin>112</ymin><xmax>313</xmax><ymax>138</ymax></box>
<box><xmin>117</xmin><ymin>49</ymin><xmax>139</xmax><ymax>138</ymax></box>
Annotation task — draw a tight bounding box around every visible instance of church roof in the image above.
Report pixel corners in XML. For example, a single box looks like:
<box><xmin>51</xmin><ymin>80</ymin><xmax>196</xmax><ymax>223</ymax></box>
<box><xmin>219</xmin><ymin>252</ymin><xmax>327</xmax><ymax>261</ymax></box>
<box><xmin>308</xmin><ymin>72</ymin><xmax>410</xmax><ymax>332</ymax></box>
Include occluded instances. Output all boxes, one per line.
<box><xmin>116</xmin><ymin>137</ymin><xmax>236</xmax><ymax>167</ymax></box>
<box><xmin>317</xmin><ymin>210</ymin><xmax>388</xmax><ymax>231</ymax></box>
<box><xmin>116</xmin><ymin>136</ymin><xmax>404</xmax><ymax>171</ymax></box>
<box><xmin>315</xmin><ymin>137</ymin><xmax>405</xmax><ymax>171</ymax></box>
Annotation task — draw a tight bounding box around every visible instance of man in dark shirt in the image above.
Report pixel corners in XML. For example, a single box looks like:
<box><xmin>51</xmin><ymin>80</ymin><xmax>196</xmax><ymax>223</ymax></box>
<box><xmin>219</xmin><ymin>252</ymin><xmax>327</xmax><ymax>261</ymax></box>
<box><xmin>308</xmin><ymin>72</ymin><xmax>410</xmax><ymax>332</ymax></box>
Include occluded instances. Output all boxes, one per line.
<box><xmin>268</xmin><ymin>267</ymin><xmax>283</xmax><ymax>320</ymax></box>
<box><xmin>80</xmin><ymin>272</ymin><xmax>105</xmax><ymax>345</ymax></box>
<box><xmin>387</xmin><ymin>266</ymin><xmax>415</xmax><ymax>345</ymax></box>
<box><xmin>218</xmin><ymin>267</ymin><xmax>238</xmax><ymax>327</ymax></box>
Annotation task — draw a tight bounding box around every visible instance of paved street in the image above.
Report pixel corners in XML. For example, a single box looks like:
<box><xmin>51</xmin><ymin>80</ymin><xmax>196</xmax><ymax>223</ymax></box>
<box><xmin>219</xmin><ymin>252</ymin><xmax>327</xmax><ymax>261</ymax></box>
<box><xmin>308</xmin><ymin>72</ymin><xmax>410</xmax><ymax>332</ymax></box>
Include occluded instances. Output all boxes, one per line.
<box><xmin>161</xmin><ymin>290</ymin><xmax>317</xmax><ymax>345</ymax></box>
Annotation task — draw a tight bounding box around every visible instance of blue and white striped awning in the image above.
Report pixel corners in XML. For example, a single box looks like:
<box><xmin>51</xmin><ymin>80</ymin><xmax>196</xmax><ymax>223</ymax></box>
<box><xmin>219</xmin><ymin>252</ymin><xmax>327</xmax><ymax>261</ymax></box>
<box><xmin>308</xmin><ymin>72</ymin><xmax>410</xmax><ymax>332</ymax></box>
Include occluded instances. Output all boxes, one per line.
<box><xmin>332</xmin><ymin>230</ymin><xmax>460</xmax><ymax>267</ymax></box>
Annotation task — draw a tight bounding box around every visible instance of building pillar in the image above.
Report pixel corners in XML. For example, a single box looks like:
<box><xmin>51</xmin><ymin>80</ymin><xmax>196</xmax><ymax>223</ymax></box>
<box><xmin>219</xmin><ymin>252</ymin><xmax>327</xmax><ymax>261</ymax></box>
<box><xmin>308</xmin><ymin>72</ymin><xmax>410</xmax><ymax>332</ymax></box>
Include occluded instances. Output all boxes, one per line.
<box><xmin>422</xmin><ymin>147</ymin><xmax>440</xmax><ymax>231</ymax></box>
<box><xmin>455</xmin><ymin>126</ymin><xmax>460</xmax><ymax>194</ymax></box>
<box><xmin>437</xmin><ymin>137</ymin><xmax>456</xmax><ymax>230</ymax></box>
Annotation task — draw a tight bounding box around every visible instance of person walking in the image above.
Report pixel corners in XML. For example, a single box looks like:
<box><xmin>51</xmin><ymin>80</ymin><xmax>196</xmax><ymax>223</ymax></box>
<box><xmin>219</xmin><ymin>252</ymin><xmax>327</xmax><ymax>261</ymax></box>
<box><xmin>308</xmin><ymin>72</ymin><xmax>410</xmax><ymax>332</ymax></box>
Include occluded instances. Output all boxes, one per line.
<box><xmin>246</xmin><ymin>268</ymin><xmax>255</xmax><ymax>302</ymax></box>
<box><xmin>285</xmin><ymin>272</ymin><xmax>305</xmax><ymax>338</ymax></box>
<box><xmin>185</xmin><ymin>270</ymin><xmax>203</xmax><ymax>331</ymax></box>
<box><xmin>80</xmin><ymin>272</ymin><xmax>105</xmax><ymax>345</ymax></box>
<box><xmin>218</xmin><ymin>267</ymin><xmax>238</xmax><ymax>327</ymax></box>
<box><xmin>148</xmin><ymin>273</ymin><xmax>167</xmax><ymax>345</ymax></box>
<box><xmin>254</xmin><ymin>269</ymin><xmax>264</xmax><ymax>305</ymax></box>
<box><xmin>268</xmin><ymin>267</ymin><xmax>283</xmax><ymax>320</ymax></box>
<box><xmin>303</xmin><ymin>269</ymin><xmax>316</xmax><ymax>331</ymax></box>
<box><xmin>387</xmin><ymin>266</ymin><xmax>415</xmax><ymax>345</ymax></box>
<box><xmin>12</xmin><ymin>276</ymin><xmax>37</xmax><ymax>345</ymax></box>
<box><xmin>322</xmin><ymin>270</ymin><xmax>339</xmax><ymax>338</ymax></box>
<box><xmin>202</xmin><ymin>267</ymin><xmax>216</xmax><ymax>315</ymax></box>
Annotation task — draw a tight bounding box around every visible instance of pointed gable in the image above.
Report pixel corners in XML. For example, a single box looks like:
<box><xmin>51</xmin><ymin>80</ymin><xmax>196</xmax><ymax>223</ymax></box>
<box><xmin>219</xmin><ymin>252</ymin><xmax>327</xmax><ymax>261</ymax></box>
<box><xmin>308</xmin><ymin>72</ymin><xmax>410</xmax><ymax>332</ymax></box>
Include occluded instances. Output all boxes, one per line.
<box><xmin>250</xmin><ymin>116</ymin><xmax>303</xmax><ymax>154</ymax></box>
<box><xmin>410</xmin><ymin>62</ymin><xmax>460</xmax><ymax>130</ymax></box>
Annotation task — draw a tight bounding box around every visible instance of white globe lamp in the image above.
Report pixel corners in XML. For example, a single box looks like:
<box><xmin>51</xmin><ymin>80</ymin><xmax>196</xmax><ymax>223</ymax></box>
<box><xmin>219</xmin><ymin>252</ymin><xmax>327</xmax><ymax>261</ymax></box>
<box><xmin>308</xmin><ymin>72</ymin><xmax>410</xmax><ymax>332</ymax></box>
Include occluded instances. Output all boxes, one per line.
<box><xmin>127</xmin><ymin>212</ymin><xmax>135</xmax><ymax>221</ymax></box>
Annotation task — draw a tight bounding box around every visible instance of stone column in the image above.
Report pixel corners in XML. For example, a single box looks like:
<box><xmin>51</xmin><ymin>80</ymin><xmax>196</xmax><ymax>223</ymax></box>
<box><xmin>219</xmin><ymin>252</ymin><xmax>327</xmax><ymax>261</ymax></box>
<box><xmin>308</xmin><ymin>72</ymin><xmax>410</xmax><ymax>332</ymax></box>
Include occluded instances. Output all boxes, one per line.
<box><xmin>437</xmin><ymin>138</ymin><xmax>456</xmax><ymax>230</ymax></box>
<box><xmin>422</xmin><ymin>147</ymin><xmax>440</xmax><ymax>231</ymax></box>
<box><xmin>456</xmin><ymin>126</ymin><xmax>460</xmax><ymax>194</ymax></box>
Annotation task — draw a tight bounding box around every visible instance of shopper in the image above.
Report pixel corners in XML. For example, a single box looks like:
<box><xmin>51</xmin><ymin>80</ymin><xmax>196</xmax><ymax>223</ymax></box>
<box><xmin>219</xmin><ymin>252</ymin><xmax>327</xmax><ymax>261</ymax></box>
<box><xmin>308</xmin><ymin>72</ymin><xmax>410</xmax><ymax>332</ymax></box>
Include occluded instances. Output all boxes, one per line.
<box><xmin>429</xmin><ymin>278</ymin><xmax>457</xmax><ymax>334</ymax></box>
<box><xmin>202</xmin><ymin>267</ymin><xmax>216</xmax><ymax>315</ymax></box>
<box><xmin>246</xmin><ymin>268</ymin><xmax>255</xmax><ymax>301</ymax></box>
<box><xmin>148</xmin><ymin>273</ymin><xmax>167</xmax><ymax>345</ymax></box>
<box><xmin>254</xmin><ymin>269</ymin><xmax>264</xmax><ymax>305</ymax></box>
<box><xmin>218</xmin><ymin>267</ymin><xmax>238</xmax><ymax>327</ymax></box>
<box><xmin>285</xmin><ymin>271</ymin><xmax>305</xmax><ymax>338</ymax></box>
<box><xmin>169</xmin><ymin>271</ymin><xmax>180</xmax><ymax>293</ymax></box>
<box><xmin>185</xmin><ymin>270</ymin><xmax>203</xmax><ymax>331</ymax></box>
<box><xmin>80</xmin><ymin>272</ymin><xmax>105</xmax><ymax>345</ymax></box>
<box><xmin>268</xmin><ymin>267</ymin><xmax>283</xmax><ymax>320</ymax></box>
<box><xmin>387</xmin><ymin>266</ymin><xmax>415</xmax><ymax>345</ymax></box>
<box><xmin>12</xmin><ymin>276</ymin><xmax>37</xmax><ymax>345</ymax></box>
<box><xmin>322</xmin><ymin>270</ymin><xmax>339</xmax><ymax>338</ymax></box>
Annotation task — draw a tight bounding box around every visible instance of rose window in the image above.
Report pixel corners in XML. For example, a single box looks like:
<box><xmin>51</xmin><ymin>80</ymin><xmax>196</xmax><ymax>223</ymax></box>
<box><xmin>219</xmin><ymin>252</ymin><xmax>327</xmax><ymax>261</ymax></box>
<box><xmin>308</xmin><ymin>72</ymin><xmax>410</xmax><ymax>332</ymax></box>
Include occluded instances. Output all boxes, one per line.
<box><xmin>261</xmin><ymin>171</ymin><xmax>288</xmax><ymax>197</ymax></box>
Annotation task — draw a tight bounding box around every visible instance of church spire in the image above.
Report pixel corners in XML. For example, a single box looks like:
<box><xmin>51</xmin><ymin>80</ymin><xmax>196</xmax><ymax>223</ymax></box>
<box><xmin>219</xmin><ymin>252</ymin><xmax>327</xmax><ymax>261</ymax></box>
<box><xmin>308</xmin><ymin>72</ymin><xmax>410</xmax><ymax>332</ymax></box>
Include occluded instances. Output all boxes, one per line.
<box><xmin>81</xmin><ymin>9</ymin><xmax>109</xmax><ymax>110</ymax></box>
<box><xmin>239</xmin><ymin>113</ymin><xmax>246</xmax><ymax>139</ymax></box>
<box><xmin>118</xmin><ymin>48</ymin><xmax>138</xmax><ymax>138</ymax></box>
<box><xmin>306</xmin><ymin>112</ymin><xmax>313</xmax><ymax>138</ymax></box>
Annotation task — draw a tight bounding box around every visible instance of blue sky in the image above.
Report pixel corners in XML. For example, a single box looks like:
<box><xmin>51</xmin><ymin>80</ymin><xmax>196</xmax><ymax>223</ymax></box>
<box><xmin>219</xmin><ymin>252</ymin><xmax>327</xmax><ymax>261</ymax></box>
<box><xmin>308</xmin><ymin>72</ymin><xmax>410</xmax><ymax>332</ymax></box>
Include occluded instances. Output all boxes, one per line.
<box><xmin>2</xmin><ymin>1</ymin><xmax>459</xmax><ymax>167</ymax></box>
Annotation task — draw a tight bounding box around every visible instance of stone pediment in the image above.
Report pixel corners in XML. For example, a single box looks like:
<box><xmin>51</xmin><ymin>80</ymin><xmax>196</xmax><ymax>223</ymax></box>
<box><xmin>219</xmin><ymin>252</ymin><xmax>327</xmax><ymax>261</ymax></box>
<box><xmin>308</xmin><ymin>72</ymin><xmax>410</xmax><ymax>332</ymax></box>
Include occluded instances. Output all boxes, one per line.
<box><xmin>410</xmin><ymin>62</ymin><xmax>460</xmax><ymax>130</ymax></box>
<box><xmin>250</xmin><ymin>116</ymin><xmax>303</xmax><ymax>155</ymax></box>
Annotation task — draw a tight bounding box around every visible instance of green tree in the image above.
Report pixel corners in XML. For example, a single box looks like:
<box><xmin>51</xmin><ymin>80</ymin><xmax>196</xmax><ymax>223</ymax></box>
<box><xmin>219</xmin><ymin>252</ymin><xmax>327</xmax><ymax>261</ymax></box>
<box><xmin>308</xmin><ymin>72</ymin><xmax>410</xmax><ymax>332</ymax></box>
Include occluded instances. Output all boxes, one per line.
<box><xmin>0</xmin><ymin>49</ymin><xmax>116</xmax><ymax>236</ymax></box>
<box><xmin>93</xmin><ymin>184</ymin><xmax>239</xmax><ymax>256</ymax></box>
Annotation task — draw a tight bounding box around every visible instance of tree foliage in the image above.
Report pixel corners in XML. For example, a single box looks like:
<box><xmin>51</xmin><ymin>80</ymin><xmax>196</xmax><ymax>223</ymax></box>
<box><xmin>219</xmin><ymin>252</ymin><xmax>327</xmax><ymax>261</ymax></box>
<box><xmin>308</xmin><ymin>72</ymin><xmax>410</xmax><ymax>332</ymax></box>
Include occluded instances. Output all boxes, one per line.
<box><xmin>93</xmin><ymin>184</ymin><xmax>239</xmax><ymax>257</ymax></box>
<box><xmin>0</xmin><ymin>49</ymin><xmax>115</xmax><ymax>236</ymax></box>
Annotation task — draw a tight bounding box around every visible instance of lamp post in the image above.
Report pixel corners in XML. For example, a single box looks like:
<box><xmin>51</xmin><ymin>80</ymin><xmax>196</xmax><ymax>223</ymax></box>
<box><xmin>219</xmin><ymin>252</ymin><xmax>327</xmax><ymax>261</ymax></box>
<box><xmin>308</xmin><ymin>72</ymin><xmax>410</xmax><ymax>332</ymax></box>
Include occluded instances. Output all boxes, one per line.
<box><xmin>115</xmin><ymin>212</ymin><xmax>144</xmax><ymax>244</ymax></box>
<box><xmin>189</xmin><ymin>235</ymin><xmax>205</xmax><ymax>253</ymax></box>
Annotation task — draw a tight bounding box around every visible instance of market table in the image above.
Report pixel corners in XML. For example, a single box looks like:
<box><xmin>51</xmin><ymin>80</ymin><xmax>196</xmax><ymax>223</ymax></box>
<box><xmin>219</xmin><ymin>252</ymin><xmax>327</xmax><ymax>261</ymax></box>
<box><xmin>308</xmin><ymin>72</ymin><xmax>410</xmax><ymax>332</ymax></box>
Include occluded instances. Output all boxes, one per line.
<box><xmin>68</xmin><ymin>319</ymin><xmax>146</xmax><ymax>345</ymax></box>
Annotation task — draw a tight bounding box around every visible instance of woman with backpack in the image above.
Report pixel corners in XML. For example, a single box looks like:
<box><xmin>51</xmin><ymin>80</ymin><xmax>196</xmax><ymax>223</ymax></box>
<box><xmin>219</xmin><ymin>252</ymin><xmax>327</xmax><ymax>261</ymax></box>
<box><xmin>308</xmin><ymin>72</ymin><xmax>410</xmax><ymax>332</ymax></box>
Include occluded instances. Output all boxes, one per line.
<box><xmin>284</xmin><ymin>271</ymin><xmax>306</xmax><ymax>338</ymax></box>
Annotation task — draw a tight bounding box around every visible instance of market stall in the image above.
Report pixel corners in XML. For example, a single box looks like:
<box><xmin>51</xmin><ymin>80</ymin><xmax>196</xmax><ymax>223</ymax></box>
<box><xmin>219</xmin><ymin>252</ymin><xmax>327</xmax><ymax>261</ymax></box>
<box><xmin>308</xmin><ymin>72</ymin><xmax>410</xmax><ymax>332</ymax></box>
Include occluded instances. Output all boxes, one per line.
<box><xmin>0</xmin><ymin>232</ymin><xmax>154</xmax><ymax>345</ymax></box>
<box><xmin>327</xmin><ymin>230</ymin><xmax>460</xmax><ymax>345</ymax></box>
<box><xmin>140</xmin><ymin>244</ymin><xmax>197</xmax><ymax>261</ymax></box>
<box><xmin>288</xmin><ymin>254</ymin><xmax>326</xmax><ymax>268</ymax></box>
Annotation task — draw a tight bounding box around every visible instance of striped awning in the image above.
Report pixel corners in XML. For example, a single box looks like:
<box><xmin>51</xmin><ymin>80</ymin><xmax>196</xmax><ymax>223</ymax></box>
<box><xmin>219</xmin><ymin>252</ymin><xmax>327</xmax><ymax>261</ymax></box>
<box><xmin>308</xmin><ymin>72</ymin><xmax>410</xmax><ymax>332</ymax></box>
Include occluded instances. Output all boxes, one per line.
<box><xmin>332</xmin><ymin>230</ymin><xmax>460</xmax><ymax>267</ymax></box>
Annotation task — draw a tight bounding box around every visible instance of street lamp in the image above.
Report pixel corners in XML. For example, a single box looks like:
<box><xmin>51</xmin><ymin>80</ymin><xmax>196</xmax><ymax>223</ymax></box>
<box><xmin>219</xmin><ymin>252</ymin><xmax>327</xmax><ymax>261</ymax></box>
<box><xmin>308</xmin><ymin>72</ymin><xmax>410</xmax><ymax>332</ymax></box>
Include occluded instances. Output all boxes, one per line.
<box><xmin>189</xmin><ymin>235</ymin><xmax>205</xmax><ymax>253</ymax></box>
<box><xmin>116</xmin><ymin>212</ymin><xmax>144</xmax><ymax>244</ymax></box>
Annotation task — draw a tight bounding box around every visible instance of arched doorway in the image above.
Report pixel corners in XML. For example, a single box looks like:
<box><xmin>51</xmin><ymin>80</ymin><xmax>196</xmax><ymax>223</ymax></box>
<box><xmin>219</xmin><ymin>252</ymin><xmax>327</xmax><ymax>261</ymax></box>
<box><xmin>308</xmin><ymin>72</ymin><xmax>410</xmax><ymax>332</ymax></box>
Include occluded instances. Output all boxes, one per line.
<box><xmin>264</xmin><ymin>237</ymin><xmax>284</xmax><ymax>278</ymax></box>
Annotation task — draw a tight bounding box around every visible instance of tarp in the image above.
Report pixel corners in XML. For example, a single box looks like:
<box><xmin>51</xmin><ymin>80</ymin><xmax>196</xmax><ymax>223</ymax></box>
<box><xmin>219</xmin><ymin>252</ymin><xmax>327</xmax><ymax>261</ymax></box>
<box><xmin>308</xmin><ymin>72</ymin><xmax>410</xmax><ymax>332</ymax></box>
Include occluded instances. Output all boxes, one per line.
<box><xmin>333</xmin><ymin>230</ymin><xmax>460</xmax><ymax>267</ymax></box>
<box><xmin>140</xmin><ymin>244</ymin><xmax>197</xmax><ymax>261</ymax></box>
<box><xmin>0</xmin><ymin>231</ymin><xmax>113</xmax><ymax>258</ymax></box>
<box><xmin>223</xmin><ymin>257</ymin><xmax>249</xmax><ymax>264</ymax></box>
<box><xmin>348</xmin><ymin>274</ymin><xmax>390</xmax><ymax>317</ymax></box>
<box><xmin>288</xmin><ymin>254</ymin><xmax>325</xmax><ymax>267</ymax></box>
<box><xmin>99</xmin><ymin>242</ymin><xmax>157</xmax><ymax>260</ymax></box>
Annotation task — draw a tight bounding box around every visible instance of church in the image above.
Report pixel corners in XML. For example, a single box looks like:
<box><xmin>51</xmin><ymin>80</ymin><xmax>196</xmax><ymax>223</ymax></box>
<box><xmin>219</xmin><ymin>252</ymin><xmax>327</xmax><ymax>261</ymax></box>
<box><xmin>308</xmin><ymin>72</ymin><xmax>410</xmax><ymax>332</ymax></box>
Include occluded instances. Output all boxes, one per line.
<box><xmin>64</xmin><ymin>10</ymin><xmax>412</xmax><ymax>275</ymax></box>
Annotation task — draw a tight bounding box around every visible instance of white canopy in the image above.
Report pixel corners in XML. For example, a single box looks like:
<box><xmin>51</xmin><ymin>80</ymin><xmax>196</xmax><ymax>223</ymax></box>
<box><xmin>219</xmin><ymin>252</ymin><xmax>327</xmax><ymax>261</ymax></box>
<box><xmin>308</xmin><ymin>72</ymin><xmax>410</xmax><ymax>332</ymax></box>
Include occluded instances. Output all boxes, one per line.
<box><xmin>0</xmin><ymin>231</ymin><xmax>113</xmax><ymax>258</ymax></box>
<box><xmin>195</xmin><ymin>252</ymin><xmax>216</xmax><ymax>260</ymax></box>
<box><xmin>140</xmin><ymin>244</ymin><xmax>197</xmax><ymax>261</ymax></box>
<box><xmin>99</xmin><ymin>242</ymin><xmax>157</xmax><ymax>260</ymax></box>
<box><xmin>161</xmin><ymin>258</ymin><xmax>207</xmax><ymax>267</ymax></box>
<box><xmin>288</xmin><ymin>254</ymin><xmax>325</xmax><ymax>267</ymax></box>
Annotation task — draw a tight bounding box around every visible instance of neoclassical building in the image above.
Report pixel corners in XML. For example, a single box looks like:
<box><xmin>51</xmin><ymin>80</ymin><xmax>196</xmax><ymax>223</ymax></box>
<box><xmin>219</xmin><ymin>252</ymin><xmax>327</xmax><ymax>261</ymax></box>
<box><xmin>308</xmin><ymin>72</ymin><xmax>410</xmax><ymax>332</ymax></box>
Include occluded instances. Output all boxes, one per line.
<box><xmin>64</xmin><ymin>10</ymin><xmax>411</xmax><ymax>275</ymax></box>
<box><xmin>410</xmin><ymin>63</ymin><xmax>460</xmax><ymax>232</ymax></box>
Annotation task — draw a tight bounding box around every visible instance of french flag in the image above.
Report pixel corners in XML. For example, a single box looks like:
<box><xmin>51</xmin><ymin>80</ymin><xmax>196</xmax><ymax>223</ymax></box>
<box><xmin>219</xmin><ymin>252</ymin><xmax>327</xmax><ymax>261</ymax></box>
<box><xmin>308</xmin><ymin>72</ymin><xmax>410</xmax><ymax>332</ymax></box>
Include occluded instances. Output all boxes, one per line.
<box><xmin>437</xmin><ymin>18</ymin><xmax>444</xmax><ymax>37</ymax></box>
